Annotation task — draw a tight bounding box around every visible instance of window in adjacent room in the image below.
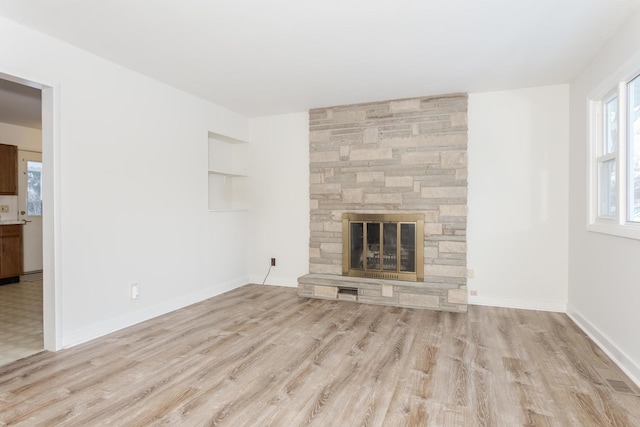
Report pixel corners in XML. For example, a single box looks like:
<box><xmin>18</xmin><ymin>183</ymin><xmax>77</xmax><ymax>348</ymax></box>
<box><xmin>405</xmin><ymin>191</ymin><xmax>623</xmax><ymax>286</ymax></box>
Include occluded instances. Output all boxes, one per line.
<box><xmin>27</xmin><ymin>160</ymin><xmax>42</xmax><ymax>216</ymax></box>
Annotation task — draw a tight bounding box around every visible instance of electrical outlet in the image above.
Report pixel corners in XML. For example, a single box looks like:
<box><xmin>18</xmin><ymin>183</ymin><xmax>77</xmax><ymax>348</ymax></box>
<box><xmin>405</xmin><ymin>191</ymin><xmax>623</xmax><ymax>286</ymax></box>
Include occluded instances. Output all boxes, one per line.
<box><xmin>130</xmin><ymin>283</ymin><xmax>139</xmax><ymax>299</ymax></box>
<box><xmin>0</xmin><ymin>205</ymin><xmax>9</xmax><ymax>213</ymax></box>
<box><xmin>271</xmin><ymin>258</ymin><xmax>276</xmax><ymax>267</ymax></box>
<box><xmin>470</xmin><ymin>290</ymin><xmax>478</xmax><ymax>296</ymax></box>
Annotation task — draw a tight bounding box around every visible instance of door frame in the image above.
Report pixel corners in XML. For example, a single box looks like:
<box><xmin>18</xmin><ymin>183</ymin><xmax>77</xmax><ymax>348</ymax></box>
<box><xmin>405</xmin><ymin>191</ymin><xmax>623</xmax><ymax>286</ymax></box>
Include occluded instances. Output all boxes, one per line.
<box><xmin>1</xmin><ymin>69</ymin><xmax>62</xmax><ymax>351</ymax></box>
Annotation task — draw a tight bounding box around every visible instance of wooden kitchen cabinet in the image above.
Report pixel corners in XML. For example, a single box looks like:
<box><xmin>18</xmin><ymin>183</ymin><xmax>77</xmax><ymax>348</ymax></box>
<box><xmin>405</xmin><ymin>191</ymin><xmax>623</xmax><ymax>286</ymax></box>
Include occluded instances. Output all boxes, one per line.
<box><xmin>0</xmin><ymin>143</ymin><xmax>18</xmax><ymax>195</ymax></box>
<box><xmin>0</xmin><ymin>224</ymin><xmax>23</xmax><ymax>283</ymax></box>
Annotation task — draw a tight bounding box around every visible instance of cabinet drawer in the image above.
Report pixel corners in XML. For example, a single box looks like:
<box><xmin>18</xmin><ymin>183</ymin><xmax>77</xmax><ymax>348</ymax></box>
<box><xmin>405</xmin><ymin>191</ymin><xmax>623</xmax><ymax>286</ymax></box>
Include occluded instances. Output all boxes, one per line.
<box><xmin>0</xmin><ymin>224</ymin><xmax>22</xmax><ymax>237</ymax></box>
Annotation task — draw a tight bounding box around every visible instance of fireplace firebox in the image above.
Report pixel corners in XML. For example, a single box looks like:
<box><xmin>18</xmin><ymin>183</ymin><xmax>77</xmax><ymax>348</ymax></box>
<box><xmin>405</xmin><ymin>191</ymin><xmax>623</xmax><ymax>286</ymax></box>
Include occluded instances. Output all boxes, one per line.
<box><xmin>342</xmin><ymin>213</ymin><xmax>424</xmax><ymax>282</ymax></box>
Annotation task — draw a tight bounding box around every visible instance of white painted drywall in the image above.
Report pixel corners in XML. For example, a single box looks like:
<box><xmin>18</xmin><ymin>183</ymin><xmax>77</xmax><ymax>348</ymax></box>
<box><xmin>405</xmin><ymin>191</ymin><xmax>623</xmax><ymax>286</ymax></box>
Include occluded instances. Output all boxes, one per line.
<box><xmin>0</xmin><ymin>16</ymin><xmax>250</xmax><ymax>347</ymax></box>
<box><xmin>248</xmin><ymin>112</ymin><xmax>309</xmax><ymax>286</ymax></box>
<box><xmin>246</xmin><ymin>89</ymin><xmax>572</xmax><ymax>307</ymax></box>
<box><xmin>467</xmin><ymin>85</ymin><xmax>569</xmax><ymax>312</ymax></box>
<box><xmin>0</xmin><ymin>122</ymin><xmax>41</xmax><ymax>152</ymax></box>
<box><xmin>568</xmin><ymin>8</ymin><xmax>640</xmax><ymax>385</ymax></box>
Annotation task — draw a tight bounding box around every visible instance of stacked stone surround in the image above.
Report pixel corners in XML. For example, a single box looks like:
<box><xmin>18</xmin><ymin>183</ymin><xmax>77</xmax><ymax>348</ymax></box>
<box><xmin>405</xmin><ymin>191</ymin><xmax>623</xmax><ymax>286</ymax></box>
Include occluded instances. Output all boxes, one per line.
<box><xmin>297</xmin><ymin>93</ymin><xmax>468</xmax><ymax>312</ymax></box>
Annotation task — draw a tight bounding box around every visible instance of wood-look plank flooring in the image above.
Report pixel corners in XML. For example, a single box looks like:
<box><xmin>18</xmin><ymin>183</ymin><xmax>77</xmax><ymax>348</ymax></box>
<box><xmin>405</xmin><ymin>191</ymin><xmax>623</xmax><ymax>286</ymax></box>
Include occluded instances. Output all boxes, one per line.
<box><xmin>1</xmin><ymin>284</ymin><xmax>639</xmax><ymax>426</ymax></box>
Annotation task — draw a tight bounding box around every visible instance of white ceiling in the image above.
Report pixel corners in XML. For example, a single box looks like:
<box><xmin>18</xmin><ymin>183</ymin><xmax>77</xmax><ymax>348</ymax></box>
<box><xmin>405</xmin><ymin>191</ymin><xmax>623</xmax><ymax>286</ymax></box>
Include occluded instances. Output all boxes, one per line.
<box><xmin>0</xmin><ymin>78</ymin><xmax>41</xmax><ymax>129</ymax></box>
<box><xmin>0</xmin><ymin>0</ymin><xmax>639</xmax><ymax>118</ymax></box>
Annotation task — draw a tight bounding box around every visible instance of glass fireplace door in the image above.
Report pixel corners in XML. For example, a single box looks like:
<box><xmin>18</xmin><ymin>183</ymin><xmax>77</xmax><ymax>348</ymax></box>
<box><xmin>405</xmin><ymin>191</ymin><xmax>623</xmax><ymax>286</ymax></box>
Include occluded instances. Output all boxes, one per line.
<box><xmin>343</xmin><ymin>213</ymin><xmax>424</xmax><ymax>282</ymax></box>
<box><xmin>382</xmin><ymin>223</ymin><xmax>397</xmax><ymax>271</ymax></box>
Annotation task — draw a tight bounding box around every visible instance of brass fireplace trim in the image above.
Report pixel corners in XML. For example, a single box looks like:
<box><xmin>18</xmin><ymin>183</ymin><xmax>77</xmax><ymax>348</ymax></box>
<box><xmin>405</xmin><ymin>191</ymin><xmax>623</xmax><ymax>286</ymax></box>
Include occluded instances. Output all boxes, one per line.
<box><xmin>342</xmin><ymin>213</ymin><xmax>424</xmax><ymax>282</ymax></box>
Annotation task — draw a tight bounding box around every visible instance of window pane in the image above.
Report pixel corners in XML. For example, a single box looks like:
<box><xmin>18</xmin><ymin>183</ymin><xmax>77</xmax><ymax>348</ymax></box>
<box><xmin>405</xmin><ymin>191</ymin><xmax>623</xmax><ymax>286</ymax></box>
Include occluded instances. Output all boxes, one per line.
<box><xmin>400</xmin><ymin>224</ymin><xmax>416</xmax><ymax>273</ymax></box>
<box><xmin>604</xmin><ymin>96</ymin><xmax>618</xmax><ymax>154</ymax></box>
<box><xmin>366</xmin><ymin>223</ymin><xmax>380</xmax><ymax>270</ymax></box>
<box><xmin>382</xmin><ymin>223</ymin><xmax>397</xmax><ymax>271</ymax></box>
<box><xmin>598</xmin><ymin>159</ymin><xmax>616</xmax><ymax>217</ymax></box>
<box><xmin>349</xmin><ymin>222</ymin><xmax>364</xmax><ymax>269</ymax></box>
<box><xmin>27</xmin><ymin>161</ymin><xmax>42</xmax><ymax>216</ymax></box>
<box><xmin>628</xmin><ymin>75</ymin><xmax>640</xmax><ymax>222</ymax></box>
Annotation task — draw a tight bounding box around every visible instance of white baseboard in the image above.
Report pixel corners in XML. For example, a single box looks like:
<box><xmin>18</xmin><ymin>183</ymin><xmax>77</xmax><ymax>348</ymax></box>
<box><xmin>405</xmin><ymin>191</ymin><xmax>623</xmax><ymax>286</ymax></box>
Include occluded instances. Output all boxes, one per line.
<box><xmin>62</xmin><ymin>277</ymin><xmax>248</xmax><ymax>348</ymax></box>
<box><xmin>567</xmin><ymin>305</ymin><xmax>640</xmax><ymax>389</ymax></box>
<box><xmin>469</xmin><ymin>295</ymin><xmax>566</xmax><ymax>312</ymax></box>
<box><xmin>247</xmin><ymin>274</ymin><xmax>299</xmax><ymax>287</ymax></box>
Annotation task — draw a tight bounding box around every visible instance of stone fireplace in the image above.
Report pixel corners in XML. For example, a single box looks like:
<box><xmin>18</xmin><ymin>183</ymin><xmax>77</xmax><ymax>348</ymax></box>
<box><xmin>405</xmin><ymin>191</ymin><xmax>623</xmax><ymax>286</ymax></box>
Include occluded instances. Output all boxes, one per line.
<box><xmin>298</xmin><ymin>93</ymin><xmax>468</xmax><ymax>312</ymax></box>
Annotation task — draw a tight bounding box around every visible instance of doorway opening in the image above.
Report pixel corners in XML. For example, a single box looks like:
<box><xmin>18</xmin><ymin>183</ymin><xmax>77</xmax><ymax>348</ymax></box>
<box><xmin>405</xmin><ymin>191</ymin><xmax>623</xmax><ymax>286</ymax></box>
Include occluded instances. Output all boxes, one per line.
<box><xmin>0</xmin><ymin>72</ymin><xmax>57</xmax><ymax>366</ymax></box>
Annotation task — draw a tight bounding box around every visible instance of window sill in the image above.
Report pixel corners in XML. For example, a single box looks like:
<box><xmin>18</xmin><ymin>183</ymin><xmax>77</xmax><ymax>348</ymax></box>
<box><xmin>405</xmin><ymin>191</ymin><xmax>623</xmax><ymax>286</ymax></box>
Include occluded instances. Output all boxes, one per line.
<box><xmin>587</xmin><ymin>222</ymin><xmax>640</xmax><ymax>241</ymax></box>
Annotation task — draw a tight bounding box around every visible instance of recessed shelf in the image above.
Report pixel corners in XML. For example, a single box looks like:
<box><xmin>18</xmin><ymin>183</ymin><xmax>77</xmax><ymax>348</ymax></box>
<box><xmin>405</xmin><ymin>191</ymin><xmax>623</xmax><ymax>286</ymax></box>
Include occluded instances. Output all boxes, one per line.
<box><xmin>207</xmin><ymin>131</ymin><xmax>247</xmax><ymax>145</ymax></box>
<box><xmin>208</xmin><ymin>132</ymin><xmax>249</xmax><ymax>211</ymax></box>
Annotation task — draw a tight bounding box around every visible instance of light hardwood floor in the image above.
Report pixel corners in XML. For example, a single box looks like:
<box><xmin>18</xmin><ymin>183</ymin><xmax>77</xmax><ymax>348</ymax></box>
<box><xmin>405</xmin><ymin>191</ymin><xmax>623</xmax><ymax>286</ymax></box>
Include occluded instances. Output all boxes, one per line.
<box><xmin>0</xmin><ymin>284</ymin><xmax>639</xmax><ymax>426</ymax></box>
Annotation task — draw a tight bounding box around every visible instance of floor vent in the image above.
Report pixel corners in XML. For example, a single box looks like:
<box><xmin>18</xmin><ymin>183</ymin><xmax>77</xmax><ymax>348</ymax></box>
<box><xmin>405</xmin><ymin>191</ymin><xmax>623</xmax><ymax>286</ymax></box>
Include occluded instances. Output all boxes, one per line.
<box><xmin>337</xmin><ymin>287</ymin><xmax>358</xmax><ymax>301</ymax></box>
<box><xmin>594</xmin><ymin>366</ymin><xmax>640</xmax><ymax>397</ymax></box>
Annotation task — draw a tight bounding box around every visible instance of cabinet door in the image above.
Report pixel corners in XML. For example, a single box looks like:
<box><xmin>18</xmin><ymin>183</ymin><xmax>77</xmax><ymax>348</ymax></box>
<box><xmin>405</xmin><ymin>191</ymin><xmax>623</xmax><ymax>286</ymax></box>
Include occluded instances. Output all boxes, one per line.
<box><xmin>0</xmin><ymin>144</ymin><xmax>18</xmax><ymax>195</ymax></box>
<box><xmin>0</xmin><ymin>226</ymin><xmax>23</xmax><ymax>278</ymax></box>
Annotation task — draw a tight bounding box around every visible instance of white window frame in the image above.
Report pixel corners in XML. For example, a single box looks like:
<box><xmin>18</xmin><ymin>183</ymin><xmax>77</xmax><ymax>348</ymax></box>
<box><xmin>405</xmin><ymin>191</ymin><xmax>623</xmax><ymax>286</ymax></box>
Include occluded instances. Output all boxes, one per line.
<box><xmin>588</xmin><ymin>58</ymin><xmax>640</xmax><ymax>240</ymax></box>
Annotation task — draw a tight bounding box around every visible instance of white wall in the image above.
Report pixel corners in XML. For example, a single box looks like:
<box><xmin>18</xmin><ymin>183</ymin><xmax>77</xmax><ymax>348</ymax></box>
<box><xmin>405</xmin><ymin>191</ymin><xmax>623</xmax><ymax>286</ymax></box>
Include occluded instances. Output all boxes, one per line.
<box><xmin>245</xmin><ymin>89</ymin><xmax>572</xmax><ymax>308</ymax></box>
<box><xmin>248</xmin><ymin>112</ymin><xmax>309</xmax><ymax>286</ymax></box>
<box><xmin>467</xmin><ymin>85</ymin><xmax>570</xmax><ymax>312</ymax></box>
<box><xmin>568</xmin><ymin>8</ymin><xmax>640</xmax><ymax>385</ymax></box>
<box><xmin>0</xmin><ymin>122</ymin><xmax>41</xmax><ymax>152</ymax></box>
<box><xmin>0</xmin><ymin>16</ymin><xmax>250</xmax><ymax>347</ymax></box>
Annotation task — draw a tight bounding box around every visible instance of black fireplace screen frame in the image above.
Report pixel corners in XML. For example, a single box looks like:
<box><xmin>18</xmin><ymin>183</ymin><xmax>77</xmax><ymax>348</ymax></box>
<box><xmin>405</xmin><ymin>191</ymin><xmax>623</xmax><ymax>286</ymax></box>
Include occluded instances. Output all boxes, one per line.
<box><xmin>342</xmin><ymin>213</ymin><xmax>424</xmax><ymax>282</ymax></box>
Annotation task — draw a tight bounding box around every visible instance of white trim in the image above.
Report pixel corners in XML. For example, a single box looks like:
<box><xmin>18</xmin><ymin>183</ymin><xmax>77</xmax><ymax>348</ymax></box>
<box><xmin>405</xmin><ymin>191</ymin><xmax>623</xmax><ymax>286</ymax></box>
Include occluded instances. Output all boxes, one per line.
<box><xmin>42</xmin><ymin>84</ymin><xmax>63</xmax><ymax>351</ymax></box>
<box><xmin>0</xmin><ymin>67</ymin><xmax>63</xmax><ymax>351</ymax></box>
<box><xmin>587</xmin><ymin>221</ymin><xmax>640</xmax><ymax>240</ymax></box>
<box><xmin>248</xmin><ymin>274</ymin><xmax>300</xmax><ymax>287</ymax></box>
<box><xmin>469</xmin><ymin>295</ymin><xmax>566</xmax><ymax>313</ymax></box>
<box><xmin>567</xmin><ymin>305</ymin><xmax>640</xmax><ymax>389</ymax></box>
<box><xmin>617</xmin><ymin>81</ymin><xmax>628</xmax><ymax>222</ymax></box>
<box><xmin>587</xmin><ymin>99</ymin><xmax>598</xmax><ymax>225</ymax></box>
<box><xmin>626</xmin><ymin>74</ymin><xmax>640</xmax><ymax>224</ymax></box>
<box><xmin>61</xmin><ymin>277</ymin><xmax>248</xmax><ymax>348</ymax></box>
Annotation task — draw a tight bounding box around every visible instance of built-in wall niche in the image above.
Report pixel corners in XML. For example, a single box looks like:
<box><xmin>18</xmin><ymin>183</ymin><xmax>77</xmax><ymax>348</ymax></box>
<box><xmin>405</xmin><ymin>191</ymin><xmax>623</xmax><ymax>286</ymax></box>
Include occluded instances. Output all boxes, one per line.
<box><xmin>207</xmin><ymin>131</ymin><xmax>249</xmax><ymax>211</ymax></box>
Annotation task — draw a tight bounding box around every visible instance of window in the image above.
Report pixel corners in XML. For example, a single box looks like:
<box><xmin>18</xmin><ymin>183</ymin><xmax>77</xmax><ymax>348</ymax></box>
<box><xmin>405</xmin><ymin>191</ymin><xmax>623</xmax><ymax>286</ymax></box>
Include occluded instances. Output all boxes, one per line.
<box><xmin>597</xmin><ymin>94</ymin><xmax>618</xmax><ymax>218</ymax></box>
<box><xmin>27</xmin><ymin>160</ymin><xmax>42</xmax><ymax>216</ymax></box>
<box><xmin>589</xmin><ymin>70</ymin><xmax>640</xmax><ymax>239</ymax></box>
<box><xmin>628</xmin><ymin>75</ymin><xmax>640</xmax><ymax>222</ymax></box>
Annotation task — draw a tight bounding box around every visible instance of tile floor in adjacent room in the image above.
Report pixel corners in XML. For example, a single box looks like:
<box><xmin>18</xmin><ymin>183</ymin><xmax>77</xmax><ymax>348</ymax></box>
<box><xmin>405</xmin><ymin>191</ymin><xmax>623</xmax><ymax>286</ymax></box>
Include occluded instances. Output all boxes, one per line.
<box><xmin>0</xmin><ymin>274</ymin><xmax>43</xmax><ymax>367</ymax></box>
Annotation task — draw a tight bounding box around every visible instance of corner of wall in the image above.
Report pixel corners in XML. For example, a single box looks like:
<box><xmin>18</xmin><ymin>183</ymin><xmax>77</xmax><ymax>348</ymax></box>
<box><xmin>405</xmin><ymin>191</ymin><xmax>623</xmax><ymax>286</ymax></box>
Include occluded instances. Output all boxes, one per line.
<box><xmin>567</xmin><ymin>304</ymin><xmax>640</xmax><ymax>388</ymax></box>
